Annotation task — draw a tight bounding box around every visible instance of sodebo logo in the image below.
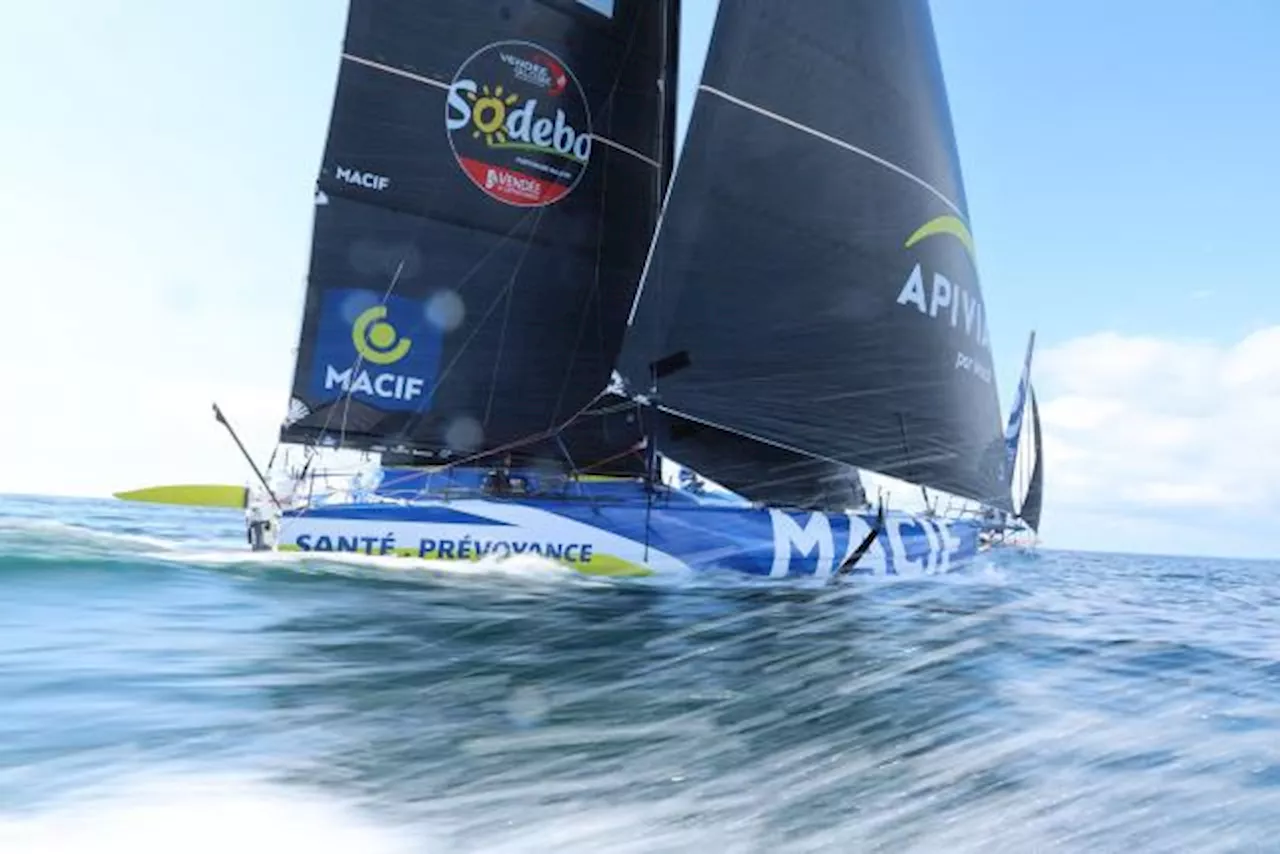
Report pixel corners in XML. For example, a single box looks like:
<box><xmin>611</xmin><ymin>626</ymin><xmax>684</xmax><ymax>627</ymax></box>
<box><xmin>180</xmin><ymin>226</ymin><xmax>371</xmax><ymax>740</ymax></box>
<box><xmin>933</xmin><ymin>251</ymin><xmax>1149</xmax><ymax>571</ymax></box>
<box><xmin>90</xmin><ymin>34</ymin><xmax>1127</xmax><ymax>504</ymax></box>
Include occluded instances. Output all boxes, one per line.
<box><xmin>445</xmin><ymin>40</ymin><xmax>592</xmax><ymax>207</ymax></box>
<box><xmin>311</xmin><ymin>291</ymin><xmax>442</xmax><ymax>411</ymax></box>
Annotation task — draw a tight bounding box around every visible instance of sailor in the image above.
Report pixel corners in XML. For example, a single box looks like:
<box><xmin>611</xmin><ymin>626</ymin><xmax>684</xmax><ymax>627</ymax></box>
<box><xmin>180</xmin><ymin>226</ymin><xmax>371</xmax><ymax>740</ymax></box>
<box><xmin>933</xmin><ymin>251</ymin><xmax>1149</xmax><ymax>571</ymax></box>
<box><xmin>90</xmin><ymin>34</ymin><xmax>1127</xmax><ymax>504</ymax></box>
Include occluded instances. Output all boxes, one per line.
<box><xmin>482</xmin><ymin>453</ymin><xmax>527</xmax><ymax>496</ymax></box>
<box><xmin>678</xmin><ymin>468</ymin><xmax>706</xmax><ymax>494</ymax></box>
<box><xmin>245</xmin><ymin>500</ymin><xmax>277</xmax><ymax>551</ymax></box>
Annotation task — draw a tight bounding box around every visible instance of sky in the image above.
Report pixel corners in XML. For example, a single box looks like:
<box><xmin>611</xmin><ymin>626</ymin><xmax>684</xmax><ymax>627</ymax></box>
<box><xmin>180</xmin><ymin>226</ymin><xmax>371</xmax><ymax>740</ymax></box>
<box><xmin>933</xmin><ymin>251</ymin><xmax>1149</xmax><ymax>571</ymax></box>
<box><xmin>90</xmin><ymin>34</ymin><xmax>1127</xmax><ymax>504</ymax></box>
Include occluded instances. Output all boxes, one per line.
<box><xmin>2</xmin><ymin>1</ymin><xmax>1278</xmax><ymax>559</ymax></box>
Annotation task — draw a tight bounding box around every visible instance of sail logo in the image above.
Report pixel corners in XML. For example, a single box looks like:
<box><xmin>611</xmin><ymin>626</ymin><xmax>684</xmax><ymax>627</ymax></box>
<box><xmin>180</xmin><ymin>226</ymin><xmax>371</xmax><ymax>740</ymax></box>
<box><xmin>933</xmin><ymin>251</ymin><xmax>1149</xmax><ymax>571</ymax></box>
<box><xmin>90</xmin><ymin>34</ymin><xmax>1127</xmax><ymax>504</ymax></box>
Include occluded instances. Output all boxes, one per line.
<box><xmin>498</xmin><ymin>52</ymin><xmax>567</xmax><ymax>95</ymax></box>
<box><xmin>351</xmin><ymin>305</ymin><xmax>411</xmax><ymax>365</ymax></box>
<box><xmin>445</xmin><ymin>40</ymin><xmax>592</xmax><ymax>207</ymax></box>
<box><xmin>309</xmin><ymin>290</ymin><xmax>443</xmax><ymax>412</ymax></box>
<box><xmin>895</xmin><ymin>214</ymin><xmax>993</xmax><ymax>383</ymax></box>
<box><xmin>769</xmin><ymin>509</ymin><xmax>968</xmax><ymax>577</ymax></box>
<box><xmin>335</xmin><ymin>166</ymin><xmax>390</xmax><ymax>191</ymax></box>
<box><xmin>485</xmin><ymin>167</ymin><xmax>541</xmax><ymax>202</ymax></box>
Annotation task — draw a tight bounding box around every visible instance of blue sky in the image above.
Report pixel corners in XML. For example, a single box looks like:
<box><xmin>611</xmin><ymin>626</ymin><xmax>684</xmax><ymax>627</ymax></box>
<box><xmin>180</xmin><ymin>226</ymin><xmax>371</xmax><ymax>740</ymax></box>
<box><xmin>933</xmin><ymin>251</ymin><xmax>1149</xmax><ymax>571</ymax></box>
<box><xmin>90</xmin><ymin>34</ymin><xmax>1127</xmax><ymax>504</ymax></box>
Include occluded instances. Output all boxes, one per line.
<box><xmin>2</xmin><ymin>1</ymin><xmax>1278</xmax><ymax>558</ymax></box>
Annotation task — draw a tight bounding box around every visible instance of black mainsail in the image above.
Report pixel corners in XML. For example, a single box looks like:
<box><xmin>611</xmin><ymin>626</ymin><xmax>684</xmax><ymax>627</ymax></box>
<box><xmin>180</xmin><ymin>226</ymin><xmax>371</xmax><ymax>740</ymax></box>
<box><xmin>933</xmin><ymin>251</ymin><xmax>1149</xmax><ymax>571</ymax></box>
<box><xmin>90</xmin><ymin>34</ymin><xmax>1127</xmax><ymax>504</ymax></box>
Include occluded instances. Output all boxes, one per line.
<box><xmin>281</xmin><ymin>0</ymin><xmax>680</xmax><ymax>471</ymax></box>
<box><xmin>617</xmin><ymin>0</ymin><xmax>1011</xmax><ymax>510</ymax></box>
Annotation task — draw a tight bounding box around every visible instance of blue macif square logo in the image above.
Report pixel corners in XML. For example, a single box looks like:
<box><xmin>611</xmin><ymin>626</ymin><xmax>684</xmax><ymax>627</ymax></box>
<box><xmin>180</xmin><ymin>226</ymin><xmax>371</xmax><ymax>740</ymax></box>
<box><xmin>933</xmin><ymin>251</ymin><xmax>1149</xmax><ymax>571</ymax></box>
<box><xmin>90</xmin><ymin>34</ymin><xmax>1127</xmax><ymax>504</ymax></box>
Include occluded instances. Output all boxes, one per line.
<box><xmin>308</xmin><ymin>289</ymin><xmax>444</xmax><ymax>412</ymax></box>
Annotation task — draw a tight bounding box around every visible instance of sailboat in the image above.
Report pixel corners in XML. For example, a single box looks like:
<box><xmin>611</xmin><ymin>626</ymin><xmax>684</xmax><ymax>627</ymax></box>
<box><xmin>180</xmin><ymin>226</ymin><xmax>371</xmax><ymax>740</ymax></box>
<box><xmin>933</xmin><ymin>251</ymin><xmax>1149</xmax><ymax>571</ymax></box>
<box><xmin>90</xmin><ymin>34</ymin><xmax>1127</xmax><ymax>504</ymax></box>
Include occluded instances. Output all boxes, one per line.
<box><xmin>979</xmin><ymin>331</ymin><xmax>1045</xmax><ymax>548</ymax></box>
<box><xmin>118</xmin><ymin>0</ymin><xmax>1043</xmax><ymax>579</ymax></box>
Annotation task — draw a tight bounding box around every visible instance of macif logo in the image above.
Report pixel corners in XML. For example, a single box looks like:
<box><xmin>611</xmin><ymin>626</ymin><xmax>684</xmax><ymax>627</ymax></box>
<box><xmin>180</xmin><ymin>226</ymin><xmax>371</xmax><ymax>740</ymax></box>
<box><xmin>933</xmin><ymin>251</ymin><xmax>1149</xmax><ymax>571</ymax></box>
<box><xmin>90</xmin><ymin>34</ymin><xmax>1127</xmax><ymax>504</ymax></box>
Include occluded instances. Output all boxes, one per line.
<box><xmin>335</xmin><ymin>166</ymin><xmax>390</xmax><ymax>191</ymax></box>
<box><xmin>351</xmin><ymin>305</ymin><xmax>411</xmax><ymax>365</ymax></box>
<box><xmin>310</xmin><ymin>291</ymin><xmax>443</xmax><ymax>412</ymax></box>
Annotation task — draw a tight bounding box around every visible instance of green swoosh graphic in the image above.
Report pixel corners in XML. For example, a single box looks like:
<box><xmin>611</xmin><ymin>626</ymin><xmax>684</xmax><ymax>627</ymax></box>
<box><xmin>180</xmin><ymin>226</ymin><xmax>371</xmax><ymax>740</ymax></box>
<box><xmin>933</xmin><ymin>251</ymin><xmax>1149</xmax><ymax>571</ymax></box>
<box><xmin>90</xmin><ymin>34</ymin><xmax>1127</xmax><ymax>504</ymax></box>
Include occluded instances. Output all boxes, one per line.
<box><xmin>904</xmin><ymin>215</ymin><xmax>976</xmax><ymax>262</ymax></box>
<box><xmin>484</xmin><ymin>141</ymin><xmax>587</xmax><ymax>163</ymax></box>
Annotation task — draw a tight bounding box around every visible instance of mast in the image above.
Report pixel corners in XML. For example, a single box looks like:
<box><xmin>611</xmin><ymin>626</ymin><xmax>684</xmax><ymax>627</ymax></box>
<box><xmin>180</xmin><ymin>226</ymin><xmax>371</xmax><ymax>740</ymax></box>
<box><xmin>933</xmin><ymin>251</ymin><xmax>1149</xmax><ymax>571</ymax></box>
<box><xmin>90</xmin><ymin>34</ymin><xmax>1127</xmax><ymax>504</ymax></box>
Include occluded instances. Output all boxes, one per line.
<box><xmin>280</xmin><ymin>0</ymin><xmax>680</xmax><ymax>474</ymax></box>
<box><xmin>616</xmin><ymin>0</ymin><xmax>1013</xmax><ymax>511</ymax></box>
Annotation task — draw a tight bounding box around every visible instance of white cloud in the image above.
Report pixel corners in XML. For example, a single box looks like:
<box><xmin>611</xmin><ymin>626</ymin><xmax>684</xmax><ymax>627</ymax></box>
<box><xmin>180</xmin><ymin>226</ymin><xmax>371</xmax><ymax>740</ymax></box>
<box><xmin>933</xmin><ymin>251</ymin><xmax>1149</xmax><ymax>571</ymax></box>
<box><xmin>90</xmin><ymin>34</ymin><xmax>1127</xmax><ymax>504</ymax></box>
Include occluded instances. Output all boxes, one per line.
<box><xmin>858</xmin><ymin>327</ymin><xmax>1280</xmax><ymax>558</ymax></box>
<box><xmin>1035</xmin><ymin>327</ymin><xmax>1280</xmax><ymax>557</ymax></box>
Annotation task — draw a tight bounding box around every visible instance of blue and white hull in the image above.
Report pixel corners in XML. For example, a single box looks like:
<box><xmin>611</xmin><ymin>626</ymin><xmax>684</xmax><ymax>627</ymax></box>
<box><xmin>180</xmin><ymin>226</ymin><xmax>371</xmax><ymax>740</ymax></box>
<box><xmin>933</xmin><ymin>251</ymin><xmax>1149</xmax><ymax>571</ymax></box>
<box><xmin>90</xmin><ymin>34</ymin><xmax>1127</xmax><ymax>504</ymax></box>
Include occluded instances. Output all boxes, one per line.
<box><xmin>273</xmin><ymin>473</ymin><xmax>985</xmax><ymax>580</ymax></box>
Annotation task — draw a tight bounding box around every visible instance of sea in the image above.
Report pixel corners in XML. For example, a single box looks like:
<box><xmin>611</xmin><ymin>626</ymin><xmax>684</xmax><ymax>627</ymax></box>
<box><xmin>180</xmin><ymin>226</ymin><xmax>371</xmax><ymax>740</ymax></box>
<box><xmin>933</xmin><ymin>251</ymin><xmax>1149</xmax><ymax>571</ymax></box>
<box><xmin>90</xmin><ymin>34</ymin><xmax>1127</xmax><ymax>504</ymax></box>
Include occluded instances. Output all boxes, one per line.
<box><xmin>2</xmin><ymin>494</ymin><xmax>1279</xmax><ymax>853</ymax></box>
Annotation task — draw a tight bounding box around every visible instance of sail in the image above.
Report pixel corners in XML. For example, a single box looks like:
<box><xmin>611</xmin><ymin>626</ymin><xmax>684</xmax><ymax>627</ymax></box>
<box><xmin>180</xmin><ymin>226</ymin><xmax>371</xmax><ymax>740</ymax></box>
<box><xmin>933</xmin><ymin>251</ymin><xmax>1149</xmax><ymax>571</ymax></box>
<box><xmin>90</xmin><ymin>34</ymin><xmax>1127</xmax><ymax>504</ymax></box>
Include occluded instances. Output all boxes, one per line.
<box><xmin>617</xmin><ymin>0</ymin><xmax>1011</xmax><ymax>510</ymax></box>
<box><xmin>1003</xmin><ymin>331</ymin><xmax>1037</xmax><ymax>489</ymax></box>
<box><xmin>659</xmin><ymin>415</ymin><xmax>867</xmax><ymax>509</ymax></box>
<box><xmin>280</xmin><ymin>0</ymin><xmax>680</xmax><ymax>469</ymax></box>
<box><xmin>1019</xmin><ymin>387</ymin><xmax>1044</xmax><ymax>532</ymax></box>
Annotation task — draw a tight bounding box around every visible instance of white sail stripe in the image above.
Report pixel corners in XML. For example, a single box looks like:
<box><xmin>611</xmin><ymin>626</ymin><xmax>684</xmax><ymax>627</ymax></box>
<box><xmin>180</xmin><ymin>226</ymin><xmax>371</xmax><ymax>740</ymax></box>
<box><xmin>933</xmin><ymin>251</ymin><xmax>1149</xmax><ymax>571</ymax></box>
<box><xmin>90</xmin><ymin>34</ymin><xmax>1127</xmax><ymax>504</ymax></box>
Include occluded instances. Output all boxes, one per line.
<box><xmin>699</xmin><ymin>85</ymin><xmax>964</xmax><ymax>217</ymax></box>
<box><xmin>591</xmin><ymin>134</ymin><xmax>661</xmax><ymax>169</ymax></box>
<box><xmin>342</xmin><ymin>53</ymin><xmax>450</xmax><ymax>89</ymax></box>
<box><xmin>342</xmin><ymin>53</ymin><xmax>659</xmax><ymax>169</ymax></box>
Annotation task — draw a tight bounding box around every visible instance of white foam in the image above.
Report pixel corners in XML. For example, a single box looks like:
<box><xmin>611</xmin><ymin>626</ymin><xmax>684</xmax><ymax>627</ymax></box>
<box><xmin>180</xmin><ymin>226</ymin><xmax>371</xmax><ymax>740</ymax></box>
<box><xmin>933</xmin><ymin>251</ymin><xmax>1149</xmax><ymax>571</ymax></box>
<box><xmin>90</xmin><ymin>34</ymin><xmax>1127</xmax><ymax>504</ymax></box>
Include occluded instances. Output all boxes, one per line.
<box><xmin>165</xmin><ymin>546</ymin><xmax>586</xmax><ymax>585</ymax></box>
<box><xmin>0</xmin><ymin>773</ymin><xmax>417</xmax><ymax>854</ymax></box>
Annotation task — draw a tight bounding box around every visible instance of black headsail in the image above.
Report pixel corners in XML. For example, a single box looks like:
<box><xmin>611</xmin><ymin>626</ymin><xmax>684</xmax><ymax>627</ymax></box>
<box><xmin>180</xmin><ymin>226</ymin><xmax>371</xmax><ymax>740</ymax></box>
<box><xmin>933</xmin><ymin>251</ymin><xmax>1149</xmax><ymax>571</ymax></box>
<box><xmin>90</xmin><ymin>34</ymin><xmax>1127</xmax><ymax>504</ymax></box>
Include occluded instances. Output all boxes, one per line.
<box><xmin>618</xmin><ymin>0</ymin><xmax>1011</xmax><ymax>509</ymax></box>
<box><xmin>281</xmin><ymin>0</ymin><xmax>680</xmax><ymax>472</ymax></box>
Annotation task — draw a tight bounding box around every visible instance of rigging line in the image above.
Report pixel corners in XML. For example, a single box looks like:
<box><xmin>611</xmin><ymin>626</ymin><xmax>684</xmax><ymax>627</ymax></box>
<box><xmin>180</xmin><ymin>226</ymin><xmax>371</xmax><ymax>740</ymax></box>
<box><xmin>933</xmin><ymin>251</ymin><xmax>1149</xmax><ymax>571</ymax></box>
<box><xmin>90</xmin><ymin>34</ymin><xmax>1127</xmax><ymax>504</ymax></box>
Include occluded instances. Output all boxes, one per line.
<box><xmin>265</xmin><ymin>285</ymin><xmax>316</xmax><ymax>468</ymax></box>
<box><xmin>833</xmin><ymin>500</ymin><xmax>885</xmax><ymax>580</ymax></box>
<box><xmin>641</xmin><ymin>434</ymin><xmax>660</xmax><ymax>563</ymax></box>
<box><xmin>436</xmin><ymin>208</ymin><xmax>539</xmax><ymax>297</ymax></box>
<box><xmin>583</xmin><ymin>8</ymin><xmax>658</xmax><ymax>173</ymax></box>
<box><xmin>303</xmin><ymin>205</ymin><xmax>533</xmax><ymax>455</ymax></box>
<box><xmin>550</xmin><ymin>137</ymin><xmax>612</xmax><ymax>423</ymax></box>
<box><xmin>654</xmin><ymin>402</ymin><xmax>958</xmax><ymax>507</ymax></box>
<box><xmin>553</xmin><ymin>432</ymin><xmax>579</xmax><ymax>475</ymax></box>
<box><xmin>432</xmin><ymin>387</ymin><xmax>611</xmax><ymax>475</ymax></box>
<box><xmin>624</xmin><ymin>60</ymin><xmax>693</xmax><ymax>329</ymax></box>
<box><xmin>481</xmin><ymin>279</ymin><xmax>518</xmax><ymax>428</ymax></box>
<box><xmin>551</xmin><ymin>8</ymin><xmax>654</xmax><ymax>423</ymax></box>
<box><xmin>623</xmin><ymin>0</ymin><xmax>679</xmax><ymax>334</ymax></box>
<box><xmin>399</xmin><ymin>241</ymin><xmax>545</xmax><ymax>448</ymax></box>
<box><xmin>481</xmin><ymin>207</ymin><xmax>547</xmax><ymax>428</ymax></box>
<box><xmin>623</xmin><ymin>137</ymin><xmax>682</xmax><ymax>328</ymax></box>
<box><xmin>395</xmin><ymin>208</ymin><xmax>540</xmax><ymax>437</ymax></box>
<box><xmin>583</xmin><ymin>398</ymin><xmax>645</xmax><ymax>417</ymax></box>
<box><xmin>895</xmin><ymin>413</ymin><xmax>931</xmax><ymax>511</ymax></box>
<box><xmin>658</xmin><ymin>0</ymin><xmax>673</xmax><ymax>178</ymax></box>
<box><xmin>580</xmin><ymin>436</ymin><xmax>648</xmax><ymax>473</ymax></box>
